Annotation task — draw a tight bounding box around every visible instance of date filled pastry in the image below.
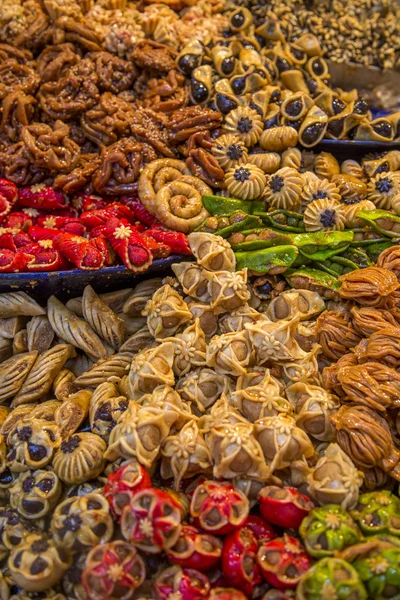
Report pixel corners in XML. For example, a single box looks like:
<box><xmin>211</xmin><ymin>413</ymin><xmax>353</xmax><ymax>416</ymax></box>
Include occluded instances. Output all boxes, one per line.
<box><xmin>211</xmin><ymin>134</ymin><xmax>248</xmax><ymax>172</ymax></box>
<box><xmin>9</xmin><ymin>533</ymin><xmax>71</xmax><ymax>592</ymax></box>
<box><xmin>207</xmin><ymin>420</ymin><xmax>270</xmax><ymax>481</ymax></box>
<box><xmin>355</xmin><ymin>117</ymin><xmax>395</xmax><ymax>142</ymax></box>
<box><xmin>248</xmin><ymin>151</ymin><xmax>281</xmax><ymax>174</ymax></box>
<box><xmin>224</xmin><ymin>163</ymin><xmax>266</xmax><ymax>200</ymax></box>
<box><xmin>338</xmin><ymin>266</ymin><xmax>399</xmax><ymax>307</ymax></box>
<box><xmin>366</xmin><ymin>171</ymin><xmax>400</xmax><ymax>209</ymax></box>
<box><xmin>139</xmin><ymin>385</ymin><xmax>192</xmax><ymax>431</ymax></box>
<box><xmin>313</xmin><ymin>152</ymin><xmax>340</xmax><ymax>180</ymax></box>
<box><xmin>188</xmin><ymin>232</ymin><xmax>236</xmax><ymax>272</ymax></box>
<box><xmin>299</xmin><ymin>106</ymin><xmax>328</xmax><ymax>147</ymax></box>
<box><xmin>12</xmin><ymin>344</ymin><xmax>73</xmax><ymax>407</ymax></box>
<box><xmin>0</xmin><ymin>351</ymin><xmax>38</xmax><ymax>404</ymax></box>
<box><xmin>259</xmin><ymin>126</ymin><xmax>299</xmax><ymax>152</ymax></box>
<box><xmin>154</xmin><ymin>175</ymin><xmax>211</xmax><ymax>233</ymax></box>
<box><xmin>176</xmin><ymin>367</ymin><xmax>231</xmax><ymax>413</ymax></box>
<box><xmin>163</xmin><ymin>319</ymin><xmax>206</xmax><ymax>377</ymax></box>
<box><xmin>341</xmin><ymin>199</ymin><xmax>376</xmax><ymax>228</ymax></box>
<box><xmin>52</xmin><ymin>432</ymin><xmax>106</xmax><ymax>484</ymax></box>
<box><xmin>254</xmin><ymin>414</ymin><xmax>314</xmax><ymax>473</ymax></box>
<box><xmin>280</xmin><ymin>92</ymin><xmax>314</xmax><ymax>121</ymax></box>
<box><xmin>7</xmin><ymin>420</ymin><xmax>60</xmax><ymax>473</ymax></box>
<box><xmin>161</xmin><ymin>420</ymin><xmax>212</xmax><ymax>489</ymax></box>
<box><xmin>263</xmin><ymin>167</ymin><xmax>303</xmax><ymax>210</ymax></box>
<box><xmin>300</xmin><ymin>176</ymin><xmax>341</xmax><ymax>209</ymax></box>
<box><xmin>267</xmin><ymin>290</ymin><xmax>325</xmax><ymax>322</ymax></box>
<box><xmin>51</xmin><ymin>493</ymin><xmax>113</xmax><ymax>552</ymax></box>
<box><xmin>305</xmin><ymin>443</ymin><xmax>363</xmax><ymax>510</ymax></box>
<box><xmin>9</xmin><ymin>468</ymin><xmax>62</xmax><ymax>519</ymax></box>
<box><xmin>303</xmin><ymin>198</ymin><xmax>346</xmax><ymax>232</ymax></box>
<box><xmin>54</xmin><ymin>389</ymin><xmax>92</xmax><ymax>440</ymax></box>
<box><xmin>234</xmin><ymin>380</ymin><xmax>292</xmax><ymax>422</ymax></box>
<box><xmin>207</xmin><ymin>269</ymin><xmax>250</xmax><ymax>313</ymax></box>
<box><xmin>26</xmin><ymin>316</ymin><xmax>55</xmax><ymax>354</ymax></box>
<box><xmin>81</xmin><ymin>285</ymin><xmax>126</xmax><ymax>351</ymax></box>
<box><xmin>128</xmin><ymin>342</ymin><xmax>175</xmax><ymax>398</ymax></box>
<box><xmin>286</xmin><ymin>382</ymin><xmax>339</xmax><ymax>442</ymax></box>
<box><xmin>223</xmin><ymin>106</ymin><xmax>263</xmax><ymax>147</ymax></box>
<box><xmin>188</xmin><ymin>302</ymin><xmax>218</xmax><ymax>339</ymax></box>
<box><xmin>281</xmin><ymin>345</ymin><xmax>320</xmax><ymax>386</ymax></box>
<box><xmin>89</xmin><ymin>382</ymin><xmax>129</xmax><ymax>441</ymax></box>
<box><xmin>143</xmin><ymin>284</ymin><xmax>192</xmax><ymax>338</ymax></box>
<box><xmin>206</xmin><ymin>330</ymin><xmax>252</xmax><ymax>377</ymax></box>
<box><xmin>0</xmin><ymin>292</ymin><xmax>45</xmax><ymax>319</ymax></box>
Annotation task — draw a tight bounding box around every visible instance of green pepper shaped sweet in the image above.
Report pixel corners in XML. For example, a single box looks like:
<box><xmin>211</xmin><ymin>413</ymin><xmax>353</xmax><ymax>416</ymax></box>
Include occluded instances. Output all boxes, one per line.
<box><xmin>296</xmin><ymin>557</ymin><xmax>367</xmax><ymax>600</ymax></box>
<box><xmin>285</xmin><ymin>267</ymin><xmax>340</xmax><ymax>299</ymax></box>
<box><xmin>314</xmin><ymin>256</ymin><xmax>360</xmax><ymax>276</ymax></box>
<box><xmin>231</xmin><ymin>230</ymin><xmax>292</xmax><ymax>251</ymax></box>
<box><xmin>235</xmin><ymin>245</ymin><xmax>299</xmax><ymax>275</ymax></box>
<box><xmin>300</xmin><ymin>245</ymin><xmax>351</xmax><ymax>262</ymax></box>
<box><xmin>354</xmin><ymin>547</ymin><xmax>400</xmax><ymax>600</ymax></box>
<box><xmin>363</xmin><ymin>241</ymin><xmax>394</xmax><ymax>262</ymax></box>
<box><xmin>216</xmin><ymin>215</ymin><xmax>263</xmax><ymax>239</ymax></box>
<box><xmin>351</xmin><ymin>491</ymin><xmax>400</xmax><ymax>538</ymax></box>
<box><xmin>202</xmin><ymin>194</ymin><xmax>265</xmax><ymax>216</ymax></box>
<box><xmin>299</xmin><ymin>505</ymin><xmax>361</xmax><ymax>558</ymax></box>
<box><xmin>356</xmin><ymin>209</ymin><xmax>400</xmax><ymax>238</ymax></box>
<box><xmin>290</xmin><ymin>230</ymin><xmax>354</xmax><ymax>252</ymax></box>
<box><xmin>255</xmin><ymin>209</ymin><xmax>306</xmax><ymax>232</ymax></box>
<box><xmin>344</xmin><ymin>248</ymin><xmax>373</xmax><ymax>269</ymax></box>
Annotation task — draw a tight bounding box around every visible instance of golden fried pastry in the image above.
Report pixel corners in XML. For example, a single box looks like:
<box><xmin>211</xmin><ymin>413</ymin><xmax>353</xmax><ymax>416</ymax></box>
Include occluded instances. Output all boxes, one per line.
<box><xmin>52</xmin><ymin>432</ymin><xmax>106</xmax><ymax>484</ymax></box>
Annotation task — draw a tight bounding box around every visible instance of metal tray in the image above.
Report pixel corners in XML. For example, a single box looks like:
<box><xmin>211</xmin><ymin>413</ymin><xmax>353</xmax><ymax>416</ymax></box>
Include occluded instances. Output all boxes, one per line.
<box><xmin>0</xmin><ymin>256</ymin><xmax>189</xmax><ymax>300</ymax></box>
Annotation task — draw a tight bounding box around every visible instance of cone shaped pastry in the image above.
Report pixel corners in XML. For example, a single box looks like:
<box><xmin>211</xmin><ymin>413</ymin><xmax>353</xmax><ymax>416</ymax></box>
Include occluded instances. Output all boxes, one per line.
<box><xmin>354</xmin><ymin>118</ymin><xmax>395</xmax><ymax>142</ymax></box>
<box><xmin>299</xmin><ymin>106</ymin><xmax>328</xmax><ymax>148</ymax></box>
<box><xmin>281</xmin><ymin>92</ymin><xmax>314</xmax><ymax>121</ymax></box>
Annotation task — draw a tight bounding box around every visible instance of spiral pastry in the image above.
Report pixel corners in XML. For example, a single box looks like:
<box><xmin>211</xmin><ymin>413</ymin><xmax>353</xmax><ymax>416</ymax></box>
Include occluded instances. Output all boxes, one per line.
<box><xmin>300</xmin><ymin>177</ymin><xmax>341</xmax><ymax>209</ymax></box>
<box><xmin>138</xmin><ymin>158</ymin><xmax>191</xmax><ymax>215</ymax></box>
<box><xmin>211</xmin><ymin>134</ymin><xmax>248</xmax><ymax>171</ymax></box>
<box><xmin>303</xmin><ymin>198</ymin><xmax>346</xmax><ymax>232</ymax></box>
<box><xmin>225</xmin><ymin>163</ymin><xmax>266</xmax><ymax>200</ymax></box>
<box><xmin>367</xmin><ymin>172</ymin><xmax>400</xmax><ymax>209</ymax></box>
<box><xmin>223</xmin><ymin>106</ymin><xmax>263</xmax><ymax>147</ymax></box>
<box><xmin>154</xmin><ymin>175</ymin><xmax>211</xmax><ymax>233</ymax></box>
<box><xmin>341</xmin><ymin>199</ymin><xmax>376</xmax><ymax>228</ymax></box>
<box><xmin>248</xmin><ymin>152</ymin><xmax>281</xmax><ymax>174</ymax></box>
<box><xmin>263</xmin><ymin>167</ymin><xmax>303</xmax><ymax>210</ymax></box>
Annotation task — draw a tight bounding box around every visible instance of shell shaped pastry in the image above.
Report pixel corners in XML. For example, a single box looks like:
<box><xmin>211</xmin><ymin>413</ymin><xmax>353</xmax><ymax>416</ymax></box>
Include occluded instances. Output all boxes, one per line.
<box><xmin>74</xmin><ymin>353</ymin><xmax>133</xmax><ymax>389</ymax></box>
<box><xmin>105</xmin><ymin>402</ymin><xmax>171</xmax><ymax>467</ymax></box>
<box><xmin>52</xmin><ymin>433</ymin><xmax>106</xmax><ymax>484</ymax></box>
<box><xmin>172</xmin><ymin>262</ymin><xmax>212</xmax><ymax>303</ymax></box>
<box><xmin>9</xmin><ymin>533</ymin><xmax>70</xmax><ymax>592</ymax></box>
<box><xmin>207</xmin><ymin>421</ymin><xmax>270</xmax><ymax>480</ymax></box>
<box><xmin>313</xmin><ymin>152</ymin><xmax>340</xmax><ymax>180</ymax></box>
<box><xmin>366</xmin><ymin>171</ymin><xmax>400</xmax><ymax>209</ymax></box>
<box><xmin>0</xmin><ymin>351</ymin><xmax>37</xmax><ymax>404</ymax></box>
<box><xmin>7</xmin><ymin>419</ymin><xmax>60</xmax><ymax>473</ymax></box>
<box><xmin>331</xmin><ymin>173</ymin><xmax>367</xmax><ymax>201</ymax></box>
<box><xmin>82</xmin><ymin>285</ymin><xmax>126</xmax><ymax>351</ymax></box>
<box><xmin>143</xmin><ymin>284</ymin><xmax>192</xmax><ymax>338</ymax></box>
<box><xmin>176</xmin><ymin>367</ymin><xmax>231</xmax><ymax>413</ymax></box>
<box><xmin>211</xmin><ymin>44</ymin><xmax>238</xmax><ymax>78</ymax></box>
<box><xmin>341</xmin><ymin>199</ymin><xmax>376</xmax><ymax>228</ymax></box>
<box><xmin>206</xmin><ymin>330</ymin><xmax>252</xmax><ymax>377</ymax></box>
<box><xmin>51</xmin><ymin>493</ymin><xmax>113</xmax><ymax>552</ymax></box>
<box><xmin>281</xmin><ymin>92</ymin><xmax>314</xmax><ymax>121</ymax></box>
<box><xmin>54</xmin><ymin>389</ymin><xmax>92</xmax><ymax>440</ymax></box>
<box><xmin>211</xmin><ymin>134</ymin><xmax>248</xmax><ymax>172</ymax></box>
<box><xmin>154</xmin><ymin>175</ymin><xmax>211</xmax><ymax>233</ymax></box>
<box><xmin>122</xmin><ymin>279</ymin><xmax>162</xmax><ymax>317</ymax></box>
<box><xmin>26</xmin><ymin>316</ymin><xmax>55</xmax><ymax>354</ymax></box>
<box><xmin>207</xmin><ymin>269</ymin><xmax>250</xmax><ymax>314</ymax></box>
<box><xmin>128</xmin><ymin>342</ymin><xmax>175</xmax><ymax>399</ymax></box>
<box><xmin>188</xmin><ymin>232</ymin><xmax>236</xmax><ymax>272</ymax></box>
<box><xmin>223</xmin><ymin>106</ymin><xmax>263</xmax><ymax>147</ymax></box>
<box><xmin>12</xmin><ymin>344</ymin><xmax>73</xmax><ymax>407</ymax></box>
<box><xmin>281</xmin><ymin>147</ymin><xmax>302</xmax><ymax>170</ymax></box>
<box><xmin>303</xmin><ymin>198</ymin><xmax>346</xmax><ymax>231</ymax></box>
<box><xmin>161</xmin><ymin>420</ymin><xmax>212</xmax><ymax>488</ymax></box>
<box><xmin>9</xmin><ymin>468</ymin><xmax>62</xmax><ymax>519</ymax></box>
<box><xmin>259</xmin><ymin>126</ymin><xmax>299</xmax><ymax>152</ymax></box>
<box><xmin>214</xmin><ymin>77</ymin><xmax>240</xmax><ymax>115</ymax></box>
<box><xmin>89</xmin><ymin>382</ymin><xmax>129</xmax><ymax>441</ymax></box>
<box><xmin>300</xmin><ymin>177</ymin><xmax>341</xmax><ymax>209</ymax></box>
<box><xmin>163</xmin><ymin>319</ymin><xmax>207</xmax><ymax>377</ymax></box>
<box><xmin>0</xmin><ymin>292</ymin><xmax>45</xmax><ymax>318</ymax></box>
<box><xmin>47</xmin><ymin>296</ymin><xmax>107</xmax><ymax>360</ymax></box>
<box><xmin>299</xmin><ymin>106</ymin><xmax>328</xmax><ymax>148</ymax></box>
<box><xmin>230</xmin><ymin>65</ymin><xmax>272</xmax><ymax>97</ymax></box>
<box><xmin>263</xmin><ymin>167</ymin><xmax>303</xmax><ymax>210</ymax></box>
<box><xmin>177</xmin><ymin>39</ymin><xmax>204</xmax><ymax>76</ymax></box>
<box><xmin>138</xmin><ymin>158</ymin><xmax>191</xmax><ymax>215</ymax></box>
<box><xmin>248</xmin><ymin>151</ymin><xmax>281</xmax><ymax>174</ymax></box>
<box><xmin>0</xmin><ymin>507</ymin><xmax>35</xmax><ymax>560</ymax></box>
<box><xmin>341</xmin><ymin>159</ymin><xmax>364</xmax><ymax>179</ymax></box>
<box><xmin>314</xmin><ymin>90</ymin><xmax>346</xmax><ymax>117</ymax></box>
<box><xmin>225</xmin><ymin>163</ymin><xmax>267</xmax><ymax>200</ymax></box>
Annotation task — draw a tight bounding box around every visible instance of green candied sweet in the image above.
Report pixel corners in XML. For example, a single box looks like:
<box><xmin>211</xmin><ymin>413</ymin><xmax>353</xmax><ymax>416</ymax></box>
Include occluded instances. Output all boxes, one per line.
<box><xmin>344</xmin><ymin>248</ymin><xmax>373</xmax><ymax>269</ymax></box>
<box><xmin>202</xmin><ymin>194</ymin><xmax>265</xmax><ymax>216</ymax></box>
<box><xmin>299</xmin><ymin>505</ymin><xmax>361</xmax><ymax>558</ymax></box>
<box><xmin>354</xmin><ymin>547</ymin><xmax>400</xmax><ymax>600</ymax></box>
<box><xmin>231</xmin><ymin>230</ymin><xmax>292</xmax><ymax>251</ymax></box>
<box><xmin>363</xmin><ymin>240</ymin><xmax>394</xmax><ymax>262</ymax></box>
<box><xmin>296</xmin><ymin>557</ymin><xmax>367</xmax><ymax>600</ymax></box>
<box><xmin>285</xmin><ymin>267</ymin><xmax>340</xmax><ymax>299</ymax></box>
<box><xmin>351</xmin><ymin>491</ymin><xmax>400</xmax><ymax>537</ymax></box>
<box><xmin>235</xmin><ymin>245</ymin><xmax>298</xmax><ymax>275</ymax></box>
<box><xmin>314</xmin><ymin>256</ymin><xmax>359</xmax><ymax>276</ymax></box>
<box><xmin>357</xmin><ymin>209</ymin><xmax>400</xmax><ymax>238</ymax></box>
<box><xmin>255</xmin><ymin>209</ymin><xmax>306</xmax><ymax>232</ymax></box>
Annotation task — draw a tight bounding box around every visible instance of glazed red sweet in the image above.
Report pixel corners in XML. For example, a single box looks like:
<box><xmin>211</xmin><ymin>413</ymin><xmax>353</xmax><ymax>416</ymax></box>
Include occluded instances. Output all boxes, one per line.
<box><xmin>221</xmin><ymin>526</ymin><xmax>263</xmax><ymax>596</ymax></box>
<box><xmin>242</xmin><ymin>515</ymin><xmax>276</xmax><ymax>544</ymax></box>
<box><xmin>258</xmin><ymin>486</ymin><xmax>314</xmax><ymax>530</ymax></box>
<box><xmin>0</xmin><ymin>178</ymin><xmax>18</xmax><ymax>222</ymax></box>
<box><xmin>154</xmin><ymin>565</ymin><xmax>210</xmax><ymax>600</ymax></box>
<box><xmin>103</xmin><ymin>217</ymin><xmax>153</xmax><ymax>272</ymax></box>
<box><xmin>81</xmin><ymin>540</ymin><xmax>145</xmax><ymax>600</ymax></box>
<box><xmin>190</xmin><ymin>481</ymin><xmax>249</xmax><ymax>535</ymax></box>
<box><xmin>121</xmin><ymin>487</ymin><xmax>182</xmax><ymax>553</ymax></box>
<box><xmin>167</xmin><ymin>525</ymin><xmax>222</xmax><ymax>571</ymax></box>
<box><xmin>0</xmin><ymin>249</ymin><xmax>31</xmax><ymax>272</ymax></box>
<box><xmin>104</xmin><ymin>462</ymin><xmax>151</xmax><ymax>521</ymax></box>
<box><xmin>145</xmin><ymin>229</ymin><xmax>192</xmax><ymax>255</ymax></box>
<box><xmin>53</xmin><ymin>232</ymin><xmax>106</xmax><ymax>270</ymax></box>
<box><xmin>18</xmin><ymin>184</ymin><xmax>68</xmax><ymax>210</ymax></box>
<box><xmin>257</xmin><ymin>534</ymin><xmax>312</xmax><ymax>589</ymax></box>
<box><xmin>207</xmin><ymin>588</ymin><xmax>247</xmax><ymax>600</ymax></box>
<box><xmin>37</xmin><ymin>215</ymin><xmax>86</xmax><ymax>236</ymax></box>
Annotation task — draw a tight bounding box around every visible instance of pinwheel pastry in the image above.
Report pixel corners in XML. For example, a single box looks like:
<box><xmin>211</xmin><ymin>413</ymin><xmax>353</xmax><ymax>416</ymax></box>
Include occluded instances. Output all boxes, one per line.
<box><xmin>52</xmin><ymin>432</ymin><xmax>106</xmax><ymax>484</ymax></box>
<box><xmin>211</xmin><ymin>133</ymin><xmax>249</xmax><ymax>171</ymax></box>
<box><xmin>263</xmin><ymin>167</ymin><xmax>303</xmax><ymax>210</ymax></box>
<box><xmin>143</xmin><ymin>284</ymin><xmax>192</xmax><ymax>338</ymax></box>
<box><xmin>51</xmin><ymin>493</ymin><xmax>113</xmax><ymax>552</ymax></box>
<box><xmin>366</xmin><ymin>171</ymin><xmax>400</xmax><ymax>209</ymax></box>
<box><xmin>303</xmin><ymin>198</ymin><xmax>346</xmax><ymax>232</ymax></box>
<box><xmin>223</xmin><ymin>106</ymin><xmax>263</xmax><ymax>147</ymax></box>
